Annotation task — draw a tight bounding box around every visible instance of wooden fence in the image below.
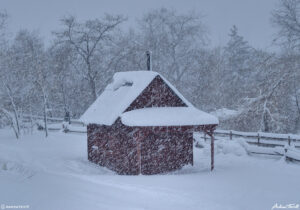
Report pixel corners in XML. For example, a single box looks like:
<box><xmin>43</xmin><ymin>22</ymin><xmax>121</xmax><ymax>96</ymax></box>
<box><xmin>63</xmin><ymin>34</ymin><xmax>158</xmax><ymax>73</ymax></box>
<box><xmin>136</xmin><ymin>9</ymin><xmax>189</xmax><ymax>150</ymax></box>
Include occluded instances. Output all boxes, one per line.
<box><xmin>41</xmin><ymin>119</ymin><xmax>300</xmax><ymax>149</ymax></box>
<box><xmin>214</xmin><ymin>130</ymin><xmax>300</xmax><ymax>161</ymax></box>
<box><xmin>214</xmin><ymin>129</ymin><xmax>300</xmax><ymax>148</ymax></box>
<box><xmin>41</xmin><ymin>120</ymin><xmax>300</xmax><ymax>162</ymax></box>
<box><xmin>22</xmin><ymin>114</ymin><xmax>85</xmax><ymax>126</ymax></box>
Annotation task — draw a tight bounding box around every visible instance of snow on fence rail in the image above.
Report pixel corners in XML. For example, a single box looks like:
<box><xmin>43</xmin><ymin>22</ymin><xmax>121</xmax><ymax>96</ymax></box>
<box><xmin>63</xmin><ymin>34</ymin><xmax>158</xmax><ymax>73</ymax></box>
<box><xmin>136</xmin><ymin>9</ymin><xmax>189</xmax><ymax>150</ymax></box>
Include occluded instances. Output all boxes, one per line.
<box><xmin>215</xmin><ymin>129</ymin><xmax>300</xmax><ymax>148</ymax></box>
<box><xmin>215</xmin><ymin>129</ymin><xmax>300</xmax><ymax>141</ymax></box>
<box><xmin>22</xmin><ymin>114</ymin><xmax>84</xmax><ymax>126</ymax></box>
<box><xmin>41</xmin><ymin>122</ymin><xmax>86</xmax><ymax>133</ymax></box>
<box><xmin>243</xmin><ymin>143</ymin><xmax>300</xmax><ymax>162</ymax></box>
<box><xmin>62</xmin><ymin>123</ymin><xmax>87</xmax><ymax>133</ymax></box>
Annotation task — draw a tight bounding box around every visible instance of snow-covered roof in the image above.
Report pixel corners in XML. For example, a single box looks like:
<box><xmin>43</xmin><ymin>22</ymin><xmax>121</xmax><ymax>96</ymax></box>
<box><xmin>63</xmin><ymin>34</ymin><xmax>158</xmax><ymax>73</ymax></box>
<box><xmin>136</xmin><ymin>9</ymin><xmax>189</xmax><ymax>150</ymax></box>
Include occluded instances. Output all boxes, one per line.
<box><xmin>81</xmin><ymin>71</ymin><xmax>156</xmax><ymax>125</ymax></box>
<box><xmin>80</xmin><ymin>71</ymin><xmax>217</xmax><ymax>126</ymax></box>
<box><xmin>121</xmin><ymin>107</ymin><xmax>219</xmax><ymax>127</ymax></box>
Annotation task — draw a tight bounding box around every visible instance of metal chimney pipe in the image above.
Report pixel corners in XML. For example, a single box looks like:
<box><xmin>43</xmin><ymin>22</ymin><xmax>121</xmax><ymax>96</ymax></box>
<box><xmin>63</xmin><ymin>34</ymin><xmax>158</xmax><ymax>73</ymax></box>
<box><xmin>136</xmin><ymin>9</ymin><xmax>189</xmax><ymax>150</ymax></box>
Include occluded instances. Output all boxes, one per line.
<box><xmin>146</xmin><ymin>50</ymin><xmax>152</xmax><ymax>71</ymax></box>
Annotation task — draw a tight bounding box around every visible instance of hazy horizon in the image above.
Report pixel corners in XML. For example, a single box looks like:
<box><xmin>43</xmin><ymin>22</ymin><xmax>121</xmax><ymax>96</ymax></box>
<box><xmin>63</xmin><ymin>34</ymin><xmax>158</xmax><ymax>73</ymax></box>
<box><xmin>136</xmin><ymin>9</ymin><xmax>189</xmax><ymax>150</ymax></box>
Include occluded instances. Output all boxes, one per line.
<box><xmin>1</xmin><ymin>0</ymin><xmax>277</xmax><ymax>50</ymax></box>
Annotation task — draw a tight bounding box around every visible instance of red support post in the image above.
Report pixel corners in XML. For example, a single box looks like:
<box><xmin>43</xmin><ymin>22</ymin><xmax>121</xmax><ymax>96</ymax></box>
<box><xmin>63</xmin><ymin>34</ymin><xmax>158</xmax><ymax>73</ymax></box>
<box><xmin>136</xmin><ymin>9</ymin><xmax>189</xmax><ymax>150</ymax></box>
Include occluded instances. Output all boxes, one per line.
<box><xmin>134</xmin><ymin>130</ymin><xmax>142</xmax><ymax>175</ymax></box>
<box><xmin>211</xmin><ymin>133</ymin><xmax>214</xmax><ymax>171</ymax></box>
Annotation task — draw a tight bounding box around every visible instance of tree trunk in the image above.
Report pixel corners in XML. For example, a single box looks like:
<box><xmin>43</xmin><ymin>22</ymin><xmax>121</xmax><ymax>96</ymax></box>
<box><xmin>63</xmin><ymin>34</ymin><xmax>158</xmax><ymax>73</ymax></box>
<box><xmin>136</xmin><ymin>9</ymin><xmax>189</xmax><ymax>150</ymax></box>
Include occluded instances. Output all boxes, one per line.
<box><xmin>87</xmin><ymin>60</ymin><xmax>97</xmax><ymax>101</ymax></box>
<box><xmin>42</xmin><ymin>87</ymin><xmax>48</xmax><ymax>137</ymax></box>
<box><xmin>4</xmin><ymin>84</ymin><xmax>20</xmax><ymax>138</ymax></box>
<box><xmin>0</xmin><ymin>108</ymin><xmax>19</xmax><ymax>139</ymax></box>
<box><xmin>90</xmin><ymin>79</ymin><xmax>97</xmax><ymax>101</ymax></box>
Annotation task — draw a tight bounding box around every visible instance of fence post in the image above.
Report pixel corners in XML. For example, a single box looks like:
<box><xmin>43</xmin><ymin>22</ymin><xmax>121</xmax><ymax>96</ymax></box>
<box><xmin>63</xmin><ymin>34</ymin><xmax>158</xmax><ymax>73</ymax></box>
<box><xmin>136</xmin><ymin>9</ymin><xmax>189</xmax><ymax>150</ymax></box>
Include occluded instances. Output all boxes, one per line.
<box><xmin>284</xmin><ymin>146</ymin><xmax>288</xmax><ymax>161</ymax></box>
<box><xmin>288</xmin><ymin>136</ymin><xmax>291</xmax><ymax>146</ymax></box>
<box><xmin>204</xmin><ymin>133</ymin><xmax>207</xmax><ymax>142</ymax></box>
<box><xmin>230</xmin><ymin>130</ymin><xmax>232</xmax><ymax>140</ymax></box>
<box><xmin>257</xmin><ymin>133</ymin><xmax>260</xmax><ymax>145</ymax></box>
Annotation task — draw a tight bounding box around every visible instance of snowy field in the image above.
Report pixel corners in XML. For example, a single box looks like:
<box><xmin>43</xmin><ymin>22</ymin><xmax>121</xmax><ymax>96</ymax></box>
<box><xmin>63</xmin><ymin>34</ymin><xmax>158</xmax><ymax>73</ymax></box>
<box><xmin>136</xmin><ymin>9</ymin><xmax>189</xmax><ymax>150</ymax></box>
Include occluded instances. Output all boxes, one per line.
<box><xmin>0</xmin><ymin>129</ymin><xmax>300</xmax><ymax>210</ymax></box>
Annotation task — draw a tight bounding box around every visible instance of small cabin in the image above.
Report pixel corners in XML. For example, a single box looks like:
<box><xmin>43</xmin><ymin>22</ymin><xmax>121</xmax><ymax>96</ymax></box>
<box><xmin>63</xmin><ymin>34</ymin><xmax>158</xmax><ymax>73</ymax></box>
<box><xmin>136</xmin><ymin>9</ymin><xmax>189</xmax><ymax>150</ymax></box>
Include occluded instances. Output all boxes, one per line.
<box><xmin>81</xmin><ymin>71</ymin><xmax>218</xmax><ymax>175</ymax></box>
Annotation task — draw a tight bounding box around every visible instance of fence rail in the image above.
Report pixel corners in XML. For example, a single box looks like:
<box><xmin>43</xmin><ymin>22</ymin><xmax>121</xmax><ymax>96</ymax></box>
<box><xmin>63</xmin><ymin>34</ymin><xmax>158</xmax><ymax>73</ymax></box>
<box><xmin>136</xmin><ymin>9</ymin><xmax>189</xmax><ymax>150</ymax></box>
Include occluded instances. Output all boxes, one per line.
<box><xmin>42</xmin><ymin>120</ymin><xmax>300</xmax><ymax>146</ymax></box>
<box><xmin>22</xmin><ymin>114</ymin><xmax>84</xmax><ymax>126</ymax></box>
<box><xmin>215</xmin><ymin>129</ymin><xmax>300</xmax><ymax>141</ymax></box>
<box><xmin>215</xmin><ymin>129</ymin><xmax>300</xmax><ymax>148</ymax></box>
<box><xmin>214</xmin><ymin>129</ymin><xmax>300</xmax><ymax>161</ymax></box>
<box><xmin>41</xmin><ymin>120</ymin><xmax>300</xmax><ymax>162</ymax></box>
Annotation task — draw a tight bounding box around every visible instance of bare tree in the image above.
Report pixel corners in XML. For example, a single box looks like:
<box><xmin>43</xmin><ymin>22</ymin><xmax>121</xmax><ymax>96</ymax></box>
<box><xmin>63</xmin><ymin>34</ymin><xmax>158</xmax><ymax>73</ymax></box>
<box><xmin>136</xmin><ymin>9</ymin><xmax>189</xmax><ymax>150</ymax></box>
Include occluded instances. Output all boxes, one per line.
<box><xmin>54</xmin><ymin>15</ymin><xmax>126</xmax><ymax>101</ymax></box>
<box><xmin>3</xmin><ymin>30</ymin><xmax>50</xmax><ymax>137</ymax></box>
<box><xmin>272</xmin><ymin>0</ymin><xmax>300</xmax><ymax>49</ymax></box>
<box><xmin>138</xmin><ymin>8</ymin><xmax>208</xmax><ymax>86</ymax></box>
<box><xmin>0</xmin><ymin>12</ymin><xmax>23</xmax><ymax>138</ymax></box>
<box><xmin>0</xmin><ymin>10</ymin><xmax>8</xmax><ymax>46</ymax></box>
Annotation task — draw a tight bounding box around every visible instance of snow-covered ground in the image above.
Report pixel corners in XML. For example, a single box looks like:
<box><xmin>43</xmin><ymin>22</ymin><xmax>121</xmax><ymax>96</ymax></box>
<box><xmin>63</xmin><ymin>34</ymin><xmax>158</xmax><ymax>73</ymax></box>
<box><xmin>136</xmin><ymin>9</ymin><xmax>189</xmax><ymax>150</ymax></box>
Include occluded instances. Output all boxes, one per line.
<box><xmin>0</xmin><ymin>129</ymin><xmax>300</xmax><ymax>210</ymax></box>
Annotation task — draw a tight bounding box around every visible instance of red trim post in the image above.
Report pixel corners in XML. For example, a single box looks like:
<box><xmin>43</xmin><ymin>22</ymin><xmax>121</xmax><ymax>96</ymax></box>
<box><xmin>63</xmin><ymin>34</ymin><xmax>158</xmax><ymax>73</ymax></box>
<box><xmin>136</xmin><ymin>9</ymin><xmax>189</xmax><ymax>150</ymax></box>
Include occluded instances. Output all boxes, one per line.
<box><xmin>211</xmin><ymin>133</ymin><xmax>214</xmax><ymax>171</ymax></box>
<box><xmin>136</xmin><ymin>131</ymin><xmax>142</xmax><ymax>175</ymax></box>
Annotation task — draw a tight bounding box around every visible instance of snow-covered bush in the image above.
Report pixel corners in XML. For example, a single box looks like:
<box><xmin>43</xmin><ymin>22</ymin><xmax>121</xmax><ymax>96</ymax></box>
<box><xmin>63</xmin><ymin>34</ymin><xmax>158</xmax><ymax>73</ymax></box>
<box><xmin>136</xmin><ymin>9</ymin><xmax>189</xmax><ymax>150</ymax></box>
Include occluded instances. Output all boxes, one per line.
<box><xmin>215</xmin><ymin>139</ymin><xmax>247</xmax><ymax>156</ymax></box>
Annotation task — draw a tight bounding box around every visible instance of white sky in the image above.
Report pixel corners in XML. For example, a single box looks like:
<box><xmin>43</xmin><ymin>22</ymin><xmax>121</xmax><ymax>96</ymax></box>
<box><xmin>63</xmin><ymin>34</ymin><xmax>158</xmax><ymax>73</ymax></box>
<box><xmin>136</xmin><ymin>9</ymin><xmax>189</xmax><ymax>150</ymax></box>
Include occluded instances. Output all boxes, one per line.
<box><xmin>0</xmin><ymin>0</ymin><xmax>277</xmax><ymax>50</ymax></box>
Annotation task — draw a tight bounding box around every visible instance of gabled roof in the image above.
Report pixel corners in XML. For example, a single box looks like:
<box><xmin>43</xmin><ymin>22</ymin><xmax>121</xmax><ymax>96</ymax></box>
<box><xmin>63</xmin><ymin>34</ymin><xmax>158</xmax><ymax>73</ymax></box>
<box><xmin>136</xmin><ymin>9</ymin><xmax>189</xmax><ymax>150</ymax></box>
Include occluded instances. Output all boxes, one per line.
<box><xmin>80</xmin><ymin>71</ymin><xmax>217</xmax><ymax>126</ymax></box>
